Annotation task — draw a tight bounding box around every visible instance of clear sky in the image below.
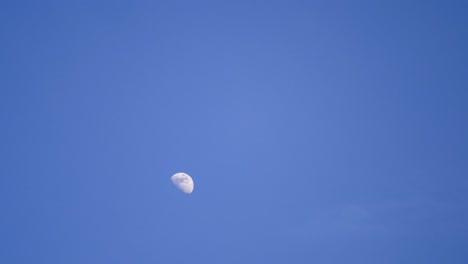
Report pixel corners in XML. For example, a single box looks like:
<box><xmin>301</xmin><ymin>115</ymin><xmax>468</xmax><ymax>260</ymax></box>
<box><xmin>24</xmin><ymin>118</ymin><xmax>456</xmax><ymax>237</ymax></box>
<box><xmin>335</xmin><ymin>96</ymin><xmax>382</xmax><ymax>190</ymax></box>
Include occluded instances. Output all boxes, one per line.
<box><xmin>1</xmin><ymin>1</ymin><xmax>468</xmax><ymax>263</ymax></box>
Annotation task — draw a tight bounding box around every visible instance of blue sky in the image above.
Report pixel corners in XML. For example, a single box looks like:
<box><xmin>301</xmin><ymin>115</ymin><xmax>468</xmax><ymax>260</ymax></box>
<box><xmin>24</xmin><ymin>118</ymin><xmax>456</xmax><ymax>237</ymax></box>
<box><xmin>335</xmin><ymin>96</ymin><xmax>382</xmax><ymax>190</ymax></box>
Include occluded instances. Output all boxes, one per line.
<box><xmin>1</xmin><ymin>1</ymin><xmax>468</xmax><ymax>263</ymax></box>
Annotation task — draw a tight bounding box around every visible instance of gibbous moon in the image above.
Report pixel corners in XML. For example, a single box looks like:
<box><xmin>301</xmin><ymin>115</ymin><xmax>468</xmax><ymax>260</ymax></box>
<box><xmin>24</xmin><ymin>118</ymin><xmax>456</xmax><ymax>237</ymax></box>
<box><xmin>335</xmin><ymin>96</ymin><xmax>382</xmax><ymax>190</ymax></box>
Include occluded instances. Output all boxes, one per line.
<box><xmin>171</xmin><ymin>172</ymin><xmax>194</xmax><ymax>194</ymax></box>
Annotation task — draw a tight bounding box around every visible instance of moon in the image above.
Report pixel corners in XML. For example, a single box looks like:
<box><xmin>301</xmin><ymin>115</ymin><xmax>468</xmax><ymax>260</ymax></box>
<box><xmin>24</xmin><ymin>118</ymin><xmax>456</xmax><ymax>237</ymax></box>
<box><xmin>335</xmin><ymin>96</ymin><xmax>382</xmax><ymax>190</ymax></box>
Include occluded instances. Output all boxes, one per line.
<box><xmin>171</xmin><ymin>172</ymin><xmax>194</xmax><ymax>194</ymax></box>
